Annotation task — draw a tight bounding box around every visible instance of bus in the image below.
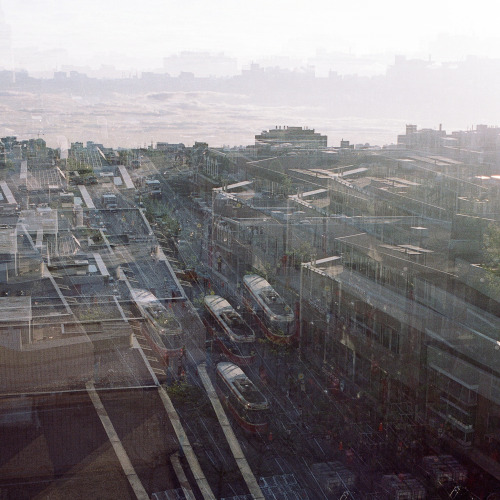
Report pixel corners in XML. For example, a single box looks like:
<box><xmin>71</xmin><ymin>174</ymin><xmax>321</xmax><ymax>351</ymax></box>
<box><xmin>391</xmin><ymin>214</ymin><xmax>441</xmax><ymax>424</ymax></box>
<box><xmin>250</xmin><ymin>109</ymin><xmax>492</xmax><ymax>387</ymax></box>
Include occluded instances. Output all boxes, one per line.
<box><xmin>242</xmin><ymin>274</ymin><xmax>296</xmax><ymax>345</ymax></box>
<box><xmin>216</xmin><ymin>362</ymin><xmax>269</xmax><ymax>435</ymax></box>
<box><xmin>204</xmin><ymin>295</ymin><xmax>256</xmax><ymax>366</ymax></box>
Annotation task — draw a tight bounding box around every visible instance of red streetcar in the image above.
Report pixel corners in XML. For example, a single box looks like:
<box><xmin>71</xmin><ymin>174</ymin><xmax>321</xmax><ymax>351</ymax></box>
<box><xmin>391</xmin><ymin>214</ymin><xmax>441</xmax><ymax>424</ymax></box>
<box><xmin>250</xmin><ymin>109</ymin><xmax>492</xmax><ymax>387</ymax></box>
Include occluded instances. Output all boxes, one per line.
<box><xmin>216</xmin><ymin>362</ymin><xmax>269</xmax><ymax>435</ymax></box>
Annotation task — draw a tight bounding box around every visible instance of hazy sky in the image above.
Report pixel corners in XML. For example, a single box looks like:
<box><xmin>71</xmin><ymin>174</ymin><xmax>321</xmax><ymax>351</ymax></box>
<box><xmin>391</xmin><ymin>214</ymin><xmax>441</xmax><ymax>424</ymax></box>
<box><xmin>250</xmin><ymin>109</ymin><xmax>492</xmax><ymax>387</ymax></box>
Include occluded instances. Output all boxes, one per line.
<box><xmin>1</xmin><ymin>0</ymin><xmax>499</xmax><ymax>70</ymax></box>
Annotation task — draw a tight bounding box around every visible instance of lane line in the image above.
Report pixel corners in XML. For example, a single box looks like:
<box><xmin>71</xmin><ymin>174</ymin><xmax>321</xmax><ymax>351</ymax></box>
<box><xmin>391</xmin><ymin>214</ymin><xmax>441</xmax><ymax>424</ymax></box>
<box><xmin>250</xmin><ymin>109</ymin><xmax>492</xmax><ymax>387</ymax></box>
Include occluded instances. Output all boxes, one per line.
<box><xmin>170</xmin><ymin>452</ymin><xmax>196</xmax><ymax>500</ymax></box>
<box><xmin>86</xmin><ymin>382</ymin><xmax>149</xmax><ymax>500</ymax></box>
<box><xmin>157</xmin><ymin>386</ymin><xmax>216</xmax><ymax>500</ymax></box>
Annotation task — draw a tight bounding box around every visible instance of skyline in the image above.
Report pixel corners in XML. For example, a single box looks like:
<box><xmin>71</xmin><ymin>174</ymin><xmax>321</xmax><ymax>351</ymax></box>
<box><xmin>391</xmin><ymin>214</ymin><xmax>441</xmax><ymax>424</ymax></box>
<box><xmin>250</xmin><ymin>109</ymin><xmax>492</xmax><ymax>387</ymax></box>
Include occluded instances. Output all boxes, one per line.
<box><xmin>0</xmin><ymin>1</ymin><xmax>497</xmax><ymax>150</ymax></box>
<box><xmin>1</xmin><ymin>0</ymin><xmax>500</xmax><ymax>74</ymax></box>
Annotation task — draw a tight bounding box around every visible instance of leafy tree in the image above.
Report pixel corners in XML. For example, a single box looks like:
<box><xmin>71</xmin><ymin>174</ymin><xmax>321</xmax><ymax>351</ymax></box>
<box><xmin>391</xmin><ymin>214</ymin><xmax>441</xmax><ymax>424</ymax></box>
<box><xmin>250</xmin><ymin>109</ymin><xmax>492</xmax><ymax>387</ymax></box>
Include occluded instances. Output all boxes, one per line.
<box><xmin>281</xmin><ymin>174</ymin><xmax>292</xmax><ymax>196</ymax></box>
<box><xmin>65</xmin><ymin>157</ymin><xmax>94</xmax><ymax>177</ymax></box>
<box><xmin>118</xmin><ymin>150</ymin><xmax>130</xmax><ymax>165</ymax></box>
<box><xmin>483</xmin><ymin>222</ymin><xmax>500</xmax><ymax>272</ymax></box>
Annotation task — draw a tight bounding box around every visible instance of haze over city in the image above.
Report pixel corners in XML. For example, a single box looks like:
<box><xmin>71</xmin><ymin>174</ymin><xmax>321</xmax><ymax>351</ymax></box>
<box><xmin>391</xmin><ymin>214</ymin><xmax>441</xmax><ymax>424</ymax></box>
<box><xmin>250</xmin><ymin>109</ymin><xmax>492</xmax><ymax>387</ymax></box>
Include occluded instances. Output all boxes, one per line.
<box><xmin>2</xmin><ymin>0</ymin><xmax>500</xmax><ymax>72</ymax></box>
<box><xmin>0</xmin><ymin>0</ymin><xmax>497</xmax><ymax>149</ymax></box>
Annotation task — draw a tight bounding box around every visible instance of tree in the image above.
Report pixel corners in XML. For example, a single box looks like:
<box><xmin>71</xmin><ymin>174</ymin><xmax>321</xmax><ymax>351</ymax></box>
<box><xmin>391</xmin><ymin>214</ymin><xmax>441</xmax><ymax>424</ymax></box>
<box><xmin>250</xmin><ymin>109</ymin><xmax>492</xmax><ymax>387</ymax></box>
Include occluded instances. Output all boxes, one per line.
<box><xmin>483</xmin><ymin>222</ymin><xmax>500</xmax><ymax>273</ymax></box>
<box><xmin>281</xmin><ymin>174</ymin><xmax>292</xmax><ymax>196</ymax></box>
<box><xmin>118</xmin><ymin>150</ymin><xmax>130</xmax><ymax>165</ymax></box>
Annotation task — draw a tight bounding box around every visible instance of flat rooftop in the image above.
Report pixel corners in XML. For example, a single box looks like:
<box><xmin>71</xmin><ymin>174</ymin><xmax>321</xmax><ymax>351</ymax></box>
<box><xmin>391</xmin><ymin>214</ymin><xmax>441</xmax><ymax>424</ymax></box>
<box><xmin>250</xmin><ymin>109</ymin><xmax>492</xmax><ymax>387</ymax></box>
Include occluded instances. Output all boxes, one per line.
<box><xmin>0</xmin><ymin>296</ymin><xmax>31</xmax><ymax>322</ymax></box>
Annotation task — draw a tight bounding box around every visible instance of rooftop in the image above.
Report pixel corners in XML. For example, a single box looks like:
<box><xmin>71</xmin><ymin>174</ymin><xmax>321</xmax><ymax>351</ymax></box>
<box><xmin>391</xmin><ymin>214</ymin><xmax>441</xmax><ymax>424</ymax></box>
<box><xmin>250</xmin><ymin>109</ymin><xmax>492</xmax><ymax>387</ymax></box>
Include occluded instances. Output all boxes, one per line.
<box><xmin>0</xmin><ymin>296</ymin><xmax>31</xmax><ymax>323</ymax></box>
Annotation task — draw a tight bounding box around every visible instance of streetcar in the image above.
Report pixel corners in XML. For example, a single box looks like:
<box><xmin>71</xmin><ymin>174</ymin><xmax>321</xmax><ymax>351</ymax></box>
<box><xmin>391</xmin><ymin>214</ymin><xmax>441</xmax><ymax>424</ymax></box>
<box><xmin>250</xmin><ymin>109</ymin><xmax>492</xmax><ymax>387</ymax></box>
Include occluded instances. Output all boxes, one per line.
<box><xmin>204</xmin><ymin>295</ymin><xmax>256</xmax><ymax>366</ymax></box>
<box><xmin>131</xmin><ymin>288</ymin><xmax>183</xmax><ymax>362</ymax></box>
<box><xmin>215</xmin><ymin>362</ymin><xmax>269</xmax><ymax>435</ymax></box>
<box><xmin>242</xmin><ymin>274</ymin><xmax>296</xmax><ymax>345</ymax></box>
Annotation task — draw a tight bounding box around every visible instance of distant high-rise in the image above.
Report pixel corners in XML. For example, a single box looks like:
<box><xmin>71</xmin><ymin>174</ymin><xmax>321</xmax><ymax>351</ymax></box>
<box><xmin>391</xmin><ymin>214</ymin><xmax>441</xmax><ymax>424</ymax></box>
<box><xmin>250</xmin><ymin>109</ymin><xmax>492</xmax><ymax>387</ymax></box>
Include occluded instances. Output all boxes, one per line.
<box><xmin>398</xmin><ymin>124</ymin><xmax>446</xmax><ymax>150</ymax></box>
<box><xmin>406</xmin><ymin>124</ymin><xmax>417</xmax><ymax>135</ymax></box>
<box><xmin>255</xmin><ymin>126</ymin><xmax>327</xmax><ymax>149</ymax></box>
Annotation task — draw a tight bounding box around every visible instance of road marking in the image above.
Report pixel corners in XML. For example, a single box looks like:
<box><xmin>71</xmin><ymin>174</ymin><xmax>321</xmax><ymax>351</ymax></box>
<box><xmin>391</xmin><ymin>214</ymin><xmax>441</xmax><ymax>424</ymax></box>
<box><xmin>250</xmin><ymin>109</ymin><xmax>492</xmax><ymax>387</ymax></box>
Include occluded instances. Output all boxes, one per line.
<box><xmin>170</xmin><ymin>452</ymin><xmax>196</xmax><ymax>500</ymax></box>
<box><xmin>158</xmin><ymin>387</ymin><xmax>216</xmax><ymax>500</ymax></box>
<box><xmin>86</xmin><ymin>382</ymin><xmax>149</xmax><ymax>500</ymax></box>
